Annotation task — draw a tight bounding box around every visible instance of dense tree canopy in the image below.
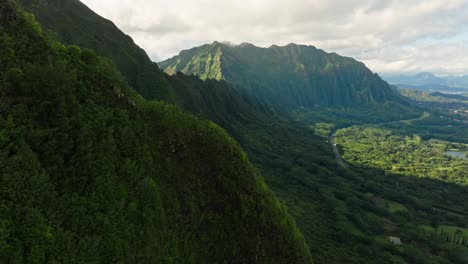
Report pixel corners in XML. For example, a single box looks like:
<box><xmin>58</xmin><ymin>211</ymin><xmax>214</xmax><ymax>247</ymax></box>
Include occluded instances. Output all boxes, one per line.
<box><xmin>8</xmin><ymin>0</ymin><xmax>468</xmax><ymax>263</ymax></box>
<box><xmin>0</xmin><ymin>2</ymin><xmax>313</xmax><ymax>262</ymax></box>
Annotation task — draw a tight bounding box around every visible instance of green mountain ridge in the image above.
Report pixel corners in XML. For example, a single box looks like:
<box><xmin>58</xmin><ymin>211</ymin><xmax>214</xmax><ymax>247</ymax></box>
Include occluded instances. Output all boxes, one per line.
<box><xmin>160</xmin><ymin>41</ymin><xmax>403</xmax><ymax>109</ymax></box>
<box><xmin>17</xmin><ymin>0</ymin><xmax>175</xmax><ymax>102</ymax></box>
<box><xmin>16</xmin><ymin>0</ymin><xmax>274</xmax><ymax>129</ymax></box>
<box><xmin>0</xmin><ymin>1</ymin><xmax>313</xmax><ymax>262</ymax></box>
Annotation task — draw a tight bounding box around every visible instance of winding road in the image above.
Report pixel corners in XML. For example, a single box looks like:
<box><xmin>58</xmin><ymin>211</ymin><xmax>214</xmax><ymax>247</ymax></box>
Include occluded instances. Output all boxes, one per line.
<box><xmin>329</xmin><ymin>112</ymin><xmax>430</xmax><ymax>168</ymax></box>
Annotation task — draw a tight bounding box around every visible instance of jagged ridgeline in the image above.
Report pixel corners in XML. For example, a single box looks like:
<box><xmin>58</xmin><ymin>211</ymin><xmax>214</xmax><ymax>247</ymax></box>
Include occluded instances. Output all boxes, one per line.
<box><xmin>160</xmin><ymin>42</ymin><xmax>402</xmax><ymax>109</ymax></box>
<box><xmin>0</xmin><ymin>1</ymin><xmax>313</xmax><ymax>263</ymax></box>
<box><xmin>15</xmin><ymin>0</ymin><xmax>273</xmax><ymax>130</ymax></box>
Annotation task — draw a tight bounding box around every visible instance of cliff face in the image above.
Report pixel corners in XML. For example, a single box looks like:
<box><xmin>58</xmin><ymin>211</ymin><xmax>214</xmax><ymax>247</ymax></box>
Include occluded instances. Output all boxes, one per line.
<box><xmin>160</xmin><ymin>42</ymin><xmax>402</xmax><ymax>109</ymax></box>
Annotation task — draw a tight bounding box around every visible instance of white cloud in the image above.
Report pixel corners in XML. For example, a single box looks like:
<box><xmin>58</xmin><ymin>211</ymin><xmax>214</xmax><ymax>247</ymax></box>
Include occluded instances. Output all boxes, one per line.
<box><xmin>81</xmin><ymin>0</ymin><xmax>468</xmax><ymax>75</ymax></box>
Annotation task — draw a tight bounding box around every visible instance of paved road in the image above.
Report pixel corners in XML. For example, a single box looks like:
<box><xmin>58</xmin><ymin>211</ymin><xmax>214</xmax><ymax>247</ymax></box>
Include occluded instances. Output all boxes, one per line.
<box><xmin>329</xmin><ymin>112</ymin><xmax>430</xmax><ymax>168</ymax></box>
<box><xmin>329</xmin><ymin>132</ymin><xmax>347</xmax><ymax>168</ymax></box>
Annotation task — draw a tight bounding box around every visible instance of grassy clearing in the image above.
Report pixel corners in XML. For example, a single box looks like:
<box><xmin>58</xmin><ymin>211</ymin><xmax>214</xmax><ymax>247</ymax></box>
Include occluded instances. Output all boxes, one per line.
<box><xmin>387</xmin><ymin>201</ymin><xmax>408</xmax><ymax>213</ymax></box>
<box><xmin>439</xmin><ymin>225</ymin><xmax>468</xmax><ymax>236</ymax></box>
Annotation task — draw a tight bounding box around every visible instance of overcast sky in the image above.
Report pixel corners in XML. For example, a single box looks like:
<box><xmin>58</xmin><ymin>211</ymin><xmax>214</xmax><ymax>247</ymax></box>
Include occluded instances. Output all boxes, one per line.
<box><xmin>80</xmin><ymin>0</ymin><xmax>468</xmax><ymax>76</ymax></box>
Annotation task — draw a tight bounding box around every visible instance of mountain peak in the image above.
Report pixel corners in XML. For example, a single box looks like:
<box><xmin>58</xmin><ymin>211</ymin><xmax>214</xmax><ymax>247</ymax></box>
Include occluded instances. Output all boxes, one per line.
<box><xmin>211</xmin><ymin>40</ymin><xmax>223</xmax><ymax>46</ymax></box>
<box><xmin>416</xmin><ymin>72</ymin><xmax>437</xmax><ymax>78</ymax></box>
<box><xmin>212</xmin><ymin>40</ymin><xmax>238</xmax><ymax>47</ymax></box>
<box><xmin>209</xmin><ymin>42</ymin><xmax>318</xmax><ymax>50</ymax></box>
<box><xmin>239</xmin><ymin>42</ymin><xmax>255</xmax><ymax>47</ymax></box>
<box><xmin>210</xmin><ymin>41</ymin><xmax>258</xmax><ymax>48</ymax></box>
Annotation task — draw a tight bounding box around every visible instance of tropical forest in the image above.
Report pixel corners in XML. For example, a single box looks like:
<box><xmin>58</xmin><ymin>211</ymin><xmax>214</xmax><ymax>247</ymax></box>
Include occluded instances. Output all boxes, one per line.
<box><xmin>1</xmin><ymin>0</ymin><xmax>467</xmax><ymax>263</ymax></box>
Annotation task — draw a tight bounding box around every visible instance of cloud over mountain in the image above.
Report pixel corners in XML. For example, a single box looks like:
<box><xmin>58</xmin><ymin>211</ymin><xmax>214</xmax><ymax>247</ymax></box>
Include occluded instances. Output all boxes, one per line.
<box><xmin>81</xmin><ymin>0</ymin><xmax>468</xmax><ymax>75</ymax></box>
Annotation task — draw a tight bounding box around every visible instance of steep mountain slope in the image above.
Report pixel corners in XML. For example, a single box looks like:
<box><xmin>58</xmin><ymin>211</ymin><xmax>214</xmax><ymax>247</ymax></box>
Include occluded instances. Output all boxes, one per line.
<box><xmin>160</xmin><ymin>42</ymin><xmax>403</xmax><ymax>109</ymax></box>
<box><xmin>17</xmin><ymin>0</ymin><xmax>176</xmax><ymax>102</ymax></box>
<box><xmin>0</xmin><ymin>1</ymin><xmax>313</xmax><ymax>262</ymax></box>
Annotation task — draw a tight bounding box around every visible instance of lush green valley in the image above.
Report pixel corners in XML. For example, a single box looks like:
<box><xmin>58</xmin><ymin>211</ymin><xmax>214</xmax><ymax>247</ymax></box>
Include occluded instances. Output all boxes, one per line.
<box><xmin>335</xmin><ymin>126</ymin><xmax>468</xmax><ymax>185</ymax></box>
<box><xmin>238</xmin><ymin>119</ymin><xmax>468</xmax><ymax>263</ymax></box>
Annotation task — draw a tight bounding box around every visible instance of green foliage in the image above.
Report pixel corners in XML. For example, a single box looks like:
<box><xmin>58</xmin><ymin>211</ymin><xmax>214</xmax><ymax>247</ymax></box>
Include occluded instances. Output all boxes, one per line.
<box><xmin>237</xmin><ymin>118</ymin><xmax>468</xmax><ymax>263</ymax></box>
<box><xmin>18</xmin><ymin>0</ymin><xmax>278</xmax><ymax>132</ymax></box>
<box><xmin>311</xmin><ymin>122</ymin><xmax>335</xmax><ymax>138</ymax></box>
<box><xmin>435</xmin><ymin>225</ymin><xmax>468</xmax><ymax>245</ymax></box>
<box><xmin>18</xmin><ymin>0</ymin><xmax>175</xmax><ymax>101</ymax></box>
<box><xmin>293</xmin><ymin>103</ymin><xmax>421</xmax><ymax>128</ymax></box>
<box><xmin>386</xmin><ymin>201</ymin><xmax>408</xmax><ymax>213</ymax></box>
<box><xmin>0</xmin><ymin>3</ymin><xmax>313</xmax><ymax>263</ymax></box>
<box><xmin>383</xmin><ymin>115</ymin><xmax>468</xmax><ymax>144</ymax></box>
<box><xmin>16</xmin><ymin>1</ymin><xmax>468</xmax><ymax>263</ymax></box>
<box><xmin>335</xmin><ymin>126</ymin><xmax>468</xmax><ymax>185</ymax></box>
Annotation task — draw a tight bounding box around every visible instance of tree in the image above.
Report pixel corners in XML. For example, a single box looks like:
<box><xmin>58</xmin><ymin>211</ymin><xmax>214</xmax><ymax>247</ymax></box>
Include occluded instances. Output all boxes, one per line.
<box><xmin>430</xmin><ymin>216</ymin><xmax>440</xmax><ymax>230</ymax></box>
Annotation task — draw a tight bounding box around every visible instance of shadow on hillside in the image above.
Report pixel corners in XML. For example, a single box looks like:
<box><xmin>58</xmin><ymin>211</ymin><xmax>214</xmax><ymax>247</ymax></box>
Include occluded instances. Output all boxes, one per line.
<box><xmin>229</xmin><ymin>119</ymin><xmax>468</xmax><ymax>263</ymax></box>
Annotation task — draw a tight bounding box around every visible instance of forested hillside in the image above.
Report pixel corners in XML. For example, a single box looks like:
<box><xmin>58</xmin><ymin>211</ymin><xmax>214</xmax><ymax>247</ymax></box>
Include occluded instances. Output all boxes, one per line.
<box><xmin>17</xmin><ymin>0</ymin><xmax>175</xmax><ymax>101</ymax></box>
<box><xmin>0</xmin><ymin>1</ymin><xmax>313</xmax><ymax>262</ymax></box>
<box><xmin>11</xmin><ymin>0</ymin><xmax>468</xmax><ymax>263</ymax></box>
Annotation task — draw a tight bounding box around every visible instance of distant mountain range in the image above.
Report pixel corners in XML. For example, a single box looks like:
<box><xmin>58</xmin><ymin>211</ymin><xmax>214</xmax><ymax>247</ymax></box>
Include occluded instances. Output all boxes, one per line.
<box><xmin>382</xmin><ymin>72</ymin><xmax>468</xmax><ymax>92</ymax></box>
